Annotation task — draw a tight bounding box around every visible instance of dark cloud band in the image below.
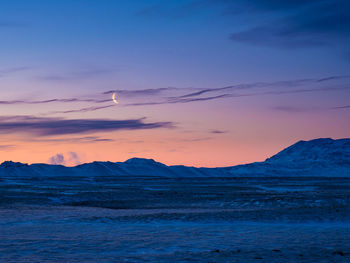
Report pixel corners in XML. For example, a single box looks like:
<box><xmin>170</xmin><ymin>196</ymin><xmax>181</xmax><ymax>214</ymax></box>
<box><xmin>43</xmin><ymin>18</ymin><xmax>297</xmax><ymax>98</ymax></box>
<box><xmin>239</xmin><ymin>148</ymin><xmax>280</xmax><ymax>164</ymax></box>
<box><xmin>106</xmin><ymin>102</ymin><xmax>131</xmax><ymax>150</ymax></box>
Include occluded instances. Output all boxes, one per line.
<box><xmin>0</xmin><ymin>116</ymin><xmax>173</xmax><ymax>136</ymax></box>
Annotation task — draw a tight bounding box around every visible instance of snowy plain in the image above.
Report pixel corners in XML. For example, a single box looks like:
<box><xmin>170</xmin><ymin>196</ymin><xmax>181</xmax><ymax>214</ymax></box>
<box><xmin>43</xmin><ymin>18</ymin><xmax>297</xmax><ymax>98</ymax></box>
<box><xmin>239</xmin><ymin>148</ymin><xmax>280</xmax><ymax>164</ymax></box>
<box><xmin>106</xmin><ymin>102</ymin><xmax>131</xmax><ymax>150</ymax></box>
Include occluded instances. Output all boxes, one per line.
<box><xmin>1</xmin><ymin>176</ymin><xmax>350</xmax><ymax>262</ymax></box>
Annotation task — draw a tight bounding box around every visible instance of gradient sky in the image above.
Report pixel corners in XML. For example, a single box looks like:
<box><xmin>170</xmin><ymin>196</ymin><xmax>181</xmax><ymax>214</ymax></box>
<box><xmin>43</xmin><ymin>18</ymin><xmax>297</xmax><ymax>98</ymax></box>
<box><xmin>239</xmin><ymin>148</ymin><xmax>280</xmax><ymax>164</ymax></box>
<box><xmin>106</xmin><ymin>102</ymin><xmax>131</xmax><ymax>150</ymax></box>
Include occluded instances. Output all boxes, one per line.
<box><xmin>0</xmin><ymin>0</ymin><xmax>350</xmax><ymax>167</ymax></box>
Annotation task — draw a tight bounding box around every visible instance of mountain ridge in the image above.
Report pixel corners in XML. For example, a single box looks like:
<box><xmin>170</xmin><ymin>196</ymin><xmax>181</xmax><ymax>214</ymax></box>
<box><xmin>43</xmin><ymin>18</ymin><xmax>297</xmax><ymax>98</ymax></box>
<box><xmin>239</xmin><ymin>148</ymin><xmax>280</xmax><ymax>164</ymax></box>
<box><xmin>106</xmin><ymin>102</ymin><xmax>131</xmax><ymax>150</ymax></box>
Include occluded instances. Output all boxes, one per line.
<box><xmin>1</xmin><ymin>138</ymin><xmax>350</xmax><ymax>177</ymax></box>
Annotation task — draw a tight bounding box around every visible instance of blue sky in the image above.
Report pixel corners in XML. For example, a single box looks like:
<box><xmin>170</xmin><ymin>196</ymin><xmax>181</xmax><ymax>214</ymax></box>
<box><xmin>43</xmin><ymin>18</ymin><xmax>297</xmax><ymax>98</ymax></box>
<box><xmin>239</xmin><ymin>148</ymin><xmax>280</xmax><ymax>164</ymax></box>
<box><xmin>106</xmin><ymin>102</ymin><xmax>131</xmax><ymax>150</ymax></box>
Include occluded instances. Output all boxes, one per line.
<box><xmin>0</xmin><ymin>0</ymin><xmax>349</xmax><ymax>166</ymax></box>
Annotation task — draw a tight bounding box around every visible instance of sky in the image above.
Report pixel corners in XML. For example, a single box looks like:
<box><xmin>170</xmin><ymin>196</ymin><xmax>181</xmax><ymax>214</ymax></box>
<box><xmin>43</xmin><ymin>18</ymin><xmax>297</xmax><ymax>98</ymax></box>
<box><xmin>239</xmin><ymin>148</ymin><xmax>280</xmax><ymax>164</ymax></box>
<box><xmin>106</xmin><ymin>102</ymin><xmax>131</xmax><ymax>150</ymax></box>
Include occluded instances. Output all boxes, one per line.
<box><xmin>0</xmin><ymin>0</ymin><xmax>350</xmax><ymax>167</ymax></box>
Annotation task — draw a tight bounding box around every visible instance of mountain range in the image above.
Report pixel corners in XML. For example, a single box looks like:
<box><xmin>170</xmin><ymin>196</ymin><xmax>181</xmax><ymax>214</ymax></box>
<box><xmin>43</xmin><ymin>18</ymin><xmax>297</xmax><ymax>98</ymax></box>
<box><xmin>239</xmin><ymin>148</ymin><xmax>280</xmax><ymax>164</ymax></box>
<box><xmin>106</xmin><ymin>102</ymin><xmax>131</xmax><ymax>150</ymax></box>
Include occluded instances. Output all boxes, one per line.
<box><xmin>1</xmin><ymin>138</ymin><xmax>349</xmax><ymax>177</ymax></box>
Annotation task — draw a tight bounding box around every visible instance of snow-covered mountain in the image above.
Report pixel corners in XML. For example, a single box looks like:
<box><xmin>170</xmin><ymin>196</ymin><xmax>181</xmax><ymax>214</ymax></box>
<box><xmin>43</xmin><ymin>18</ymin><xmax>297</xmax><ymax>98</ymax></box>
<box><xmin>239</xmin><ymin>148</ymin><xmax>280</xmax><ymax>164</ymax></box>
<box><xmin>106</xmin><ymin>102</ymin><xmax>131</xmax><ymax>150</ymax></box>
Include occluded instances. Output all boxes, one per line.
<box><xmin>266</xmin><ymin>138</ymin><xmax>350</xmax><ymax>166</ymax></box>
<box><xmin>229</xmin><ymin>138</ymin><xmax>350</xmax><ymax>177</ymax></box>
<box><xmin>1</xmin><ymin>138</ymin><xmax>349</xmax><ymax>177</ymax></box>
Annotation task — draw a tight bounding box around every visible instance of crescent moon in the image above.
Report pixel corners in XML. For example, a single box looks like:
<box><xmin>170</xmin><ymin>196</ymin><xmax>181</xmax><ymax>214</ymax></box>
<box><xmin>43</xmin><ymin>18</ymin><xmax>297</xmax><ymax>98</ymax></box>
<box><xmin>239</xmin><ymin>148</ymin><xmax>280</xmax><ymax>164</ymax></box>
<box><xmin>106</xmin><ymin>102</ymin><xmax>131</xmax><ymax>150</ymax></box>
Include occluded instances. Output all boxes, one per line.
<box><xmin>112</xmin><ymin>92</ymin><xmax>119</xmax><ymax>104</ymax></box>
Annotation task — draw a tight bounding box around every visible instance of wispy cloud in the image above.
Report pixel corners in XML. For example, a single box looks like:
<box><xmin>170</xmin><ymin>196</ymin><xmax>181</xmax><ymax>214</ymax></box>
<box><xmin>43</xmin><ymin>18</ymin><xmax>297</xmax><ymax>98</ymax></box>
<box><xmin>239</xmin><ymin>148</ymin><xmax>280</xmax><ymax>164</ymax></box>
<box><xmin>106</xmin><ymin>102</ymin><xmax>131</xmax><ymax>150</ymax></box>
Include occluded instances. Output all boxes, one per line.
<box><xmin>0</xmin><ymin>98</ymin><xmax>110</xmax><ymax>105</ymax></box>
<box><xmin>317</xmin><ymin>76</ymin><xmax>348</xmax><ymax>82</ymax></box>
<box><xmin>0</xmin><ymin>76</ymin><xmax>348</xmax><ymax>114</ymax></box>
<box><xmin>171</xmin><ymin>76</ymin><xmax>348</xmax><ymax>99</ymax></box>
<box><xmin>49</xmin><ymin>152</ymin><xmax>81</xmax><ymax>166</ymax></box>
<box><xmin>136</xmin><ymin>0</ymin><xmax>350</xmax><ymax>50</ymax></box>
<box><xmin>0</xmin><ymin>144</ymin><xmax>14</xmax><ymax>150</ymax></box>
<box><xmin>68</xmin><ymin>152</ymin><xmax>81</xmax><ymax>165</ymax></box>
<box><xmin>50</xmin><ymin>105</ymin><xmax>115</xmax><ymax>114</ymax></box>
<box><xmin>49</xmin><ymin>153</ymin><xmax>65</xmax><ymax>165</ymax></box>
<box><xmin>271</xmin><ymin>106</ymin><xmax>312</xmax><ymax>113</ymax></box>
<box><xmin>0</xmin><ymin>67</ymin><xmax>30</xmax><ymax>77</ymax></box>
<box><xmin>0</xmin><ymin>87</ymin><xmax>184</xmax><ymax>106</ymax></box>
<box><xmin>331</xmin><ymin>105</ymin><xmax>350</xmax><ymax>109</ymax></box>
<box><xmin>37</xmin><ymin>68</ymin><xmax>114</xmax><ymax>82</ymax></box>
<box><xmin>34</xmin><ymin>136</ymin><xmax>114</xmax><ymax>144</ymax></box>
<box><xmin>0</xmin><ymin>88</ymin><xmax>181</xmax><ymax>106</ymax></box>
<box><xmin>229</xmin><ymin>0</ymin><xmax>350</xmax><ymax>49</ymax></box>
<box><xmin>0</xmin><ymin>116</ymin><xmax>173</xmax><ymax>136</ymax></box>
<box><xmin>181</xmin><ymin>137</ymin><xmax>213</xmax><ymax>142</ymax></box>
<box><xmin>103</xmin><ymin>87</ymin><xmax>182</xmax><ymax>97</ymax></box>
<box><xmin>210</xmin><ymin>130</ymin><xmax>228</xmax><ymax>134</ymax></box>
<box><xmin>125</xmin><ymin>86</ymin><xmax>350</xmax><ymax>107</ymax></box>
<box><xmin>125</xmin><ymin>93</ymin><xmax>234</xmax><ymax>106</ymax></box>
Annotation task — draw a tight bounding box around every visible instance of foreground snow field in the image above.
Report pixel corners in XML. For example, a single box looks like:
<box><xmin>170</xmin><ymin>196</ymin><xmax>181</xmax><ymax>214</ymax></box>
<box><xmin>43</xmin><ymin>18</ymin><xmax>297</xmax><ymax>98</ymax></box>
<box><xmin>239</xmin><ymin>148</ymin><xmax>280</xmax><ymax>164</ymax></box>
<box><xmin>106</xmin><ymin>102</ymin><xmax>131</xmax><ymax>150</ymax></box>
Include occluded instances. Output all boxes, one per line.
<box><xmin>1</xmin><ymin>176</ymin><xmax>349</xmax><ymax>262</ymax></box>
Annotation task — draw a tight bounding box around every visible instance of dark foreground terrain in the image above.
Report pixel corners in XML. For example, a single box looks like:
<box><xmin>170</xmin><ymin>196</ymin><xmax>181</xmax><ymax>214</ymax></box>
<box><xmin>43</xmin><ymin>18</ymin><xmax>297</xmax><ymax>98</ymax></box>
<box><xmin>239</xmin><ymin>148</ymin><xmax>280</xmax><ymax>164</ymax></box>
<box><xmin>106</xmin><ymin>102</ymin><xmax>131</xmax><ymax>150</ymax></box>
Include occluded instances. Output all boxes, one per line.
<box><xmin>1</xmin><ymin>175</ymin><xmax>350</xmax><ymax>262</ymax></box>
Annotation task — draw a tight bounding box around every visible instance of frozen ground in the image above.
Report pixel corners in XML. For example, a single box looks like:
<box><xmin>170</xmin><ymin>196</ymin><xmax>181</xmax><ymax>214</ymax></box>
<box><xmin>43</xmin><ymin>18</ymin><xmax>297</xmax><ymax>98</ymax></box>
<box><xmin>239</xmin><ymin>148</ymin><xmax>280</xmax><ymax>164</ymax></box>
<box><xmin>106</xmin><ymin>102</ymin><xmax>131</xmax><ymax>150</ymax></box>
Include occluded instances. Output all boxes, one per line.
<box><xmin>1</xmin><ymin>176</ymin><xmax>350</xmax><ymax>262</ymax></box>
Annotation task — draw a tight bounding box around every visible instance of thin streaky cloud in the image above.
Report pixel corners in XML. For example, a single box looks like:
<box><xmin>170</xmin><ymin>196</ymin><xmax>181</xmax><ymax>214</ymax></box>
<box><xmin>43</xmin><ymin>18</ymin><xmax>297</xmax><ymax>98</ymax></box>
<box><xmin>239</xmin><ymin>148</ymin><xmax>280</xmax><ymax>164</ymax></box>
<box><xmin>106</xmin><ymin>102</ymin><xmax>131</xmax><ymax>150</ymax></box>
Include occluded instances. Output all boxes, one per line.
<box><xmin>0</xmin><ymin>76</ymin><xmax>348</xmax><ymax>110</ymax></box>
<box><xmin>317</xmin><ymin>76</ymin><xmax>349</xmax><ymax>82</ymax></box>
<box><xmin>175</xmin><ymin>89</ymin><xmax>216</xmax><ymax>99</ymax></box>
<box><xmin>124</xmin><ymin>101</ymin><xmax>166</xmax><ymax>106</ymax></box>
<box><xmin>103</xmin><ymin>87</ymin><xmax>170</xmax><ymax>96</ymax></box>
<box><xmin>0</xmin><ymin>88</ymin><xmax>183</xmax><ymax>105</ymax></box>
<box><xmin>126</xmin><ymin>94</ymin><xmax>238</xmax><ymax>106</ymax></box>
<box><xmin>210</xmin><ymin>130</ymin><xmax>228</xmax><ymax>134</ymax></box>
<box><xmin>229</xmin><ymin>0</ymin><xmax>350</xmax><ymax>49</ymax></box>
<box><xmin>50</xmin><ymin>105</ymin><xmax>115</xmax><ymax>114</ymax></box>
<box><xmin>258</xmin><ymin>86</ymin><xmax>350</xmax><ymax>96</ymax></box>
<box><xmin>36</xmin><ymin>136</ymin><xmax>114</xmax><ymax>144</ymax></box>
<box><xmin>331</xmin><ymin>105</ymin><xmax>350</xmax><ymax>109</ymax></box>
<box><xmin>174</xmin><ymin>94</ymin><xmax>233</xmax><ymax>103</ymax></box>
<box><xmin>180</xmin><ymin>137</ymin><xmax>213</xmax><ymax>142</ymax></box>
<box><xmin>0</xmin><ymin>98</ymin><xmax>110</xmax><ymax>105</ymax></box>
<box><xmin>103</xmin><ymin>87</ymin><xmax>196</xmax><ymax>97</ymax></box>
<box><xmin>137</xmin><ymin>0</ymin><xmax>350</xmax><ymax>51</ymax></box>
<box><xmin>173</xmin><ymin>76</ymin><xmax>349</xmax><ymax>99</ymax></box>
<box><xmin>125</xmin><ymin>86</ymin><xmax>350</xmax><ymax>107</ymax></box>
<box><xmin>36</xmin><ymin>68</ymin><xmax>114</xmax><ymax>82</ymax></box>
<box><xmin>271</xmin><ymin>106</ymin><xmax>312</xmax><ymax>113</ymax></box>
<box><xmin>0</xmin><ymin>144</ymin><xmax>14</xmax><ymax>150</ymax></box>
<box><xmin>0</xmin><ymin>66</ymin><xmax>31</xmax><ymax>77</ymax></box>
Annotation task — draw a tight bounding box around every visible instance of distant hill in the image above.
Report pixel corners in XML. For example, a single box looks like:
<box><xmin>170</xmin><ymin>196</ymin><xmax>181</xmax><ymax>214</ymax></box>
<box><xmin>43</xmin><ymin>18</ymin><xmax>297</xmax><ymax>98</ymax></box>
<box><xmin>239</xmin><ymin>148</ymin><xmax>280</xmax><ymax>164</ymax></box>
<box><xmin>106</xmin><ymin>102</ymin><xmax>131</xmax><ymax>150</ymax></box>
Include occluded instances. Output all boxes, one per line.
<box><xmin>1</xmin><ymin>138</ymin><xmax>350</xmax><ymax>177</ymax></box>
